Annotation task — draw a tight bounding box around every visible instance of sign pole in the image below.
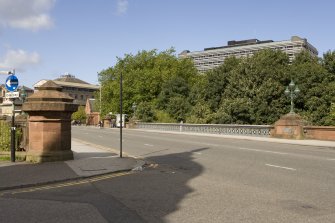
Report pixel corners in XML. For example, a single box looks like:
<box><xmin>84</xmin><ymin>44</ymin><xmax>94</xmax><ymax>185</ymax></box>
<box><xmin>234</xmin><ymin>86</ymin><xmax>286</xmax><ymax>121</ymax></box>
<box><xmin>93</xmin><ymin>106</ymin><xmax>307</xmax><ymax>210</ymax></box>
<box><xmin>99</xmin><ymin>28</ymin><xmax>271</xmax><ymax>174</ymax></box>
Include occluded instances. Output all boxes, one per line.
<box><xmin>5</xmin><ymin>71</ymin><xmax>19</xmax><ymax>163</ymax></box>
<box><xmin>10</xmin><ymin>100</ymin><xmax>15</xmax><ymax>162</ymax></box>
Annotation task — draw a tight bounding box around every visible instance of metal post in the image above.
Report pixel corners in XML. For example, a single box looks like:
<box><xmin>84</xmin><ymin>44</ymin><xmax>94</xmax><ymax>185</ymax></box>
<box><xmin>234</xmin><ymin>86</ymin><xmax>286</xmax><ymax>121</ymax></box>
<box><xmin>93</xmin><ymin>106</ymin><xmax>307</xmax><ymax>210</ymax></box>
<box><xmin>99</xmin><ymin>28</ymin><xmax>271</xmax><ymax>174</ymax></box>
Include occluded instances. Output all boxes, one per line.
<box><xmin>10</xmin><ymin>102</ymin><xmax>15</xmax><ymax>162</ymax></box>
<box><xmin>99</xmin><ymin>83</ymin><xmax>102</xmax><ymax>120</ymax></box>
<box><xmin>290</xmin><ymin>93</ymin><xmax>294</xmax><ymax>114</ymax></box>
<box><xmin>120</xmin><ymin>72</ymin><xmax>123</xmax><ymax>158</ymax></box>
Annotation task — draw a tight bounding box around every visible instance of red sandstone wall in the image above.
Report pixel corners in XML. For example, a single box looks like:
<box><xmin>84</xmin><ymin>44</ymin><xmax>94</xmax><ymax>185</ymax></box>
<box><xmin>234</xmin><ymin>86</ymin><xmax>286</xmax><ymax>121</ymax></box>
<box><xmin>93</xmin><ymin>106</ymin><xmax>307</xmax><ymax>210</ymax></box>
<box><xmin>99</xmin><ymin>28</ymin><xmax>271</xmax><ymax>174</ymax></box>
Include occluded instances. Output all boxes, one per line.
<box><xmin>304</xmin><ymin>126</ymin><xmax>335</xmax><ymax>141</ymax></box>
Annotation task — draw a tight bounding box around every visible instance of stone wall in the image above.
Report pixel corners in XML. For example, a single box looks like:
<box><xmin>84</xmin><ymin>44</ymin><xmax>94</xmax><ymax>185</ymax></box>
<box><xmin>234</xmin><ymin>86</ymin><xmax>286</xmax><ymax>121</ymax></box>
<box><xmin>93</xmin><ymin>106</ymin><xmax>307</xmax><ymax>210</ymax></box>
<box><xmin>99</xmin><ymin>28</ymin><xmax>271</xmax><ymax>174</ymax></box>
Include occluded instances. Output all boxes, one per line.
<box><xmin>304</xmin><ymin>126</ymin><xmax>335</xmax><ymax>141</ymax></box>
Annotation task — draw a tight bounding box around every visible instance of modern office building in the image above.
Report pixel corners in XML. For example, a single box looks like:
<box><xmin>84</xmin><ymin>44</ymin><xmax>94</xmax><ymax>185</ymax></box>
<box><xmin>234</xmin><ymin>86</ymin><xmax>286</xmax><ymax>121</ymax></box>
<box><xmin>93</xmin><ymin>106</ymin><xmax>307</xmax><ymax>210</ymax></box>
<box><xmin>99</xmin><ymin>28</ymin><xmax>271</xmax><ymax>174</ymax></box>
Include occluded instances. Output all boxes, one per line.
<box><xmin>179</xmin><ymin>36</ymin><xmax>318</xmax><ymax>72</ymax></box>
<box><xmin>34</xmin><ymin>74</ymin><xmax>99</xmax><ymax>106</ymax></box>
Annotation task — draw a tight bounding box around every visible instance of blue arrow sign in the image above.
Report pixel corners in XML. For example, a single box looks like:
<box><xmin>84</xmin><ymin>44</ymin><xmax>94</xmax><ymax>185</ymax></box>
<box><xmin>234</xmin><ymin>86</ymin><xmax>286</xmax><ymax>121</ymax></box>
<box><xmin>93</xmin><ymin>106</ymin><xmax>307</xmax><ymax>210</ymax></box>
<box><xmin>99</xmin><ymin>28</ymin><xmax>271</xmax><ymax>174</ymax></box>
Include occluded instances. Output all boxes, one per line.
<box><xmin>5</xmin><ymin>75</ymin><xmax>19</xmax><ymax>92</ymax></box>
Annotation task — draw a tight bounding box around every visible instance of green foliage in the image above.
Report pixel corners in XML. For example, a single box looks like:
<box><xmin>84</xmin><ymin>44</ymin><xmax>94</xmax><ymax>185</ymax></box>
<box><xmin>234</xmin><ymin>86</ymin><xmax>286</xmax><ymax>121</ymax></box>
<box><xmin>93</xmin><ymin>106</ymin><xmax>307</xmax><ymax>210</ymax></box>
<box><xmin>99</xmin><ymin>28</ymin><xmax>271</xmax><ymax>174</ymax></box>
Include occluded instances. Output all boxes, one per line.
<box><xmin>157</xmin><ymin>76</ymin><xmax>190</xmax><ymax>109</ymax></box>
<box><xmin>99</xmin><ymin>48</ymin><xmax>197</xmax><ymax>118</ymax></box>
<box><xmin>330</xmin><ymin>103</ymin><xmax>335</xmax><ymax>119</ymax></box>
<box><xmin>0</xmin><ymin>121</ymin><xmax>10</xmax><ymax>151</ymax></box>
<box><xmin>219</xmin><ymin>98</ymin><xmax>253</xmax><ymax>124</ymax></box>
<box><xmin>290</xmin><ymin>51</ymin><xmax>335</xmax><ymax>125</ymax></box>
<box><xmin>187</xmin><ymin>101</ymin><xmax>212</xmax><ymax>124</ymax></box>
<box><xmin>322</xmin><ymin>50</ymin><xmax>335</xmax><ymax>77</ymax></box>
<box><xmin>155</xmin><ymin>110</ymin><xmax>176</xmax><ymax>123</ymax></box>
<box><xmin>209</xmin><ymin>107</ymin><xmax>233</xmax><ymax>124</ymax></box>
<box><xmin>71</xmin><ymin>106</ymin><xmax>87</xmax><ymax>123</ymax></box>
<box><xmin>192</xmin><ymin>57</ymin><xmax>240</xmax><ymax>110</ymax></box>
<box><xmin>194</xmin><ymin>50</ymin><xmax>290</xmax><ymax>125</ymax></box>
<box><xmin>166</xmin><ymin>96</ymin><xmax>191</xmax><ymax>122</ymax></box>
<box><xmin>99</xmin><ymin>47</ymin><xmax>335</xmax><ymax>126</ymax></box>
<box><xmin>0</xmin><ymin>120</ymin><xmax>22</xmax><ymax>151</ymax></box>
<box><xmin>136</xmin><ymin>102</ymin><xmax>156</xmax><ymax>122</ymax></box>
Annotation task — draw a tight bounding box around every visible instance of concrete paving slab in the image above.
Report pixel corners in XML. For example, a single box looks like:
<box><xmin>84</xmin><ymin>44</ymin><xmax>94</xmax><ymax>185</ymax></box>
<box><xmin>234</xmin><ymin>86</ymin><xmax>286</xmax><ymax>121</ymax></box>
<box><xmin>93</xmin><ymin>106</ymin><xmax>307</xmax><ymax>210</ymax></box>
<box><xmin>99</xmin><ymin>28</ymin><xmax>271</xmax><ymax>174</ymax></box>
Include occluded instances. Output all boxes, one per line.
<box><xmin>65</xmin><ymin>156</ymin><xmax>143</xmax><ymax>177</ymax></box>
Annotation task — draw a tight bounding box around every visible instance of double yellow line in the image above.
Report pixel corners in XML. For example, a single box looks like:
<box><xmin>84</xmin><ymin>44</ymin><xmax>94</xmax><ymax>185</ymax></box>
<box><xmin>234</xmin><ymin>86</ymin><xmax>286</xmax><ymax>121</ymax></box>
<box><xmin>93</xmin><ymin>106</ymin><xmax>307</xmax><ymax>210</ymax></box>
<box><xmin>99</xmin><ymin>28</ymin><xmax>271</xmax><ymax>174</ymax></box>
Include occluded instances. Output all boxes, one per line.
<box><xmin>1</xmin><ymin>171</ymin><xmax>131</xmax><ymax>196</ymax></box>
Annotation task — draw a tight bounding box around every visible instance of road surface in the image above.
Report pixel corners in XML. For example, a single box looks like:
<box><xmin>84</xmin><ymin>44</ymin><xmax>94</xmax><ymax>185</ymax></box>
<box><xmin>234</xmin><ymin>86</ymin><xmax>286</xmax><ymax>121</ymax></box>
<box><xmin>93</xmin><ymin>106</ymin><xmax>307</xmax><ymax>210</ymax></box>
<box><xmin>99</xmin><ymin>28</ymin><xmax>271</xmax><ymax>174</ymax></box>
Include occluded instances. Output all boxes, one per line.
<box><xmin>1</xmin><ymin>126</ymin><xmax>334</xmax><ymax>222</ymax></box>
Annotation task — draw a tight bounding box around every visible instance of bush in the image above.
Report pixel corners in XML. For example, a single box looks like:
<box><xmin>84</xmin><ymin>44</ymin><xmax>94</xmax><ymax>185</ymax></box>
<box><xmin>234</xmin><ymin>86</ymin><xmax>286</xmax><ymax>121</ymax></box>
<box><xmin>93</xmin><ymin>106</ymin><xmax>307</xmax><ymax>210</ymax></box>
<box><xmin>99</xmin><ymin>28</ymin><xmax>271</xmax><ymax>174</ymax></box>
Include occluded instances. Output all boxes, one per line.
<box><xmin>0</xmin><ymin>120</ymin><xmax>23</xmax><ymax>151</ymax></box>
<box><xmin>155</xmin><ymin>110</ymin><xmax>175</xmax><ymax>123</ymax></box>
<box><xmin>0</xmin><ymin>121</ymin><xmax>10</xmax><ymax>151</ymax></box>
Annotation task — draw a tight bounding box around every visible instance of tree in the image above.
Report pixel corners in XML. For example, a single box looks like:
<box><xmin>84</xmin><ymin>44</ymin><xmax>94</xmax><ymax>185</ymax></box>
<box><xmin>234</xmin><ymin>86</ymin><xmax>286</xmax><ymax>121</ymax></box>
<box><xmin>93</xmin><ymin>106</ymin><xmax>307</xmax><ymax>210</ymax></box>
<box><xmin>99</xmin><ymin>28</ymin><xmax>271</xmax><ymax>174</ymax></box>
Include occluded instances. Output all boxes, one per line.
<box><xmin>202</xmin><ymin>57</ymin><xmax>241</xmax><ymax>111</ymax></box>
<box><xmin>322</xmin><ymin>50</ymin><xmax>335</xmax><ymax>79</ymax></box>
<box><xmin>187</xmin><ymin>100</ymin><xmax>212</xmax><ymax>124</ymax></box>
<box><xmin>290</xmin><ymin>51</ymin><xmax>335</xmax><ymax>125</ymax></box>
<box><xmin>99</xmin><ymin>47</ymin><xmax>335</xmax><ymax>126</ymax></box>
<box><xmin>136</xmin><ymin>102</ymin><xmax>156</xmax><ymax>122</ymax></box>
<box><xmin>71</xmin><ymin>106</ymin><xmax>87</xmax><ymax>123</ymax></box>
<box><xmin>218</xmin><ymin>50</ymin><xmax>290</xmax><ymax>124</ymax></box>
<box><xmin>166</xmin><ymin>96</ymin><xmax>191</xmax><ymax>122</ymax></box>
<box><xmin>99</xmin><ymin>48</ymin><xmax>197</xmax><ymax>121</ymax></box>
<box><xmin>157</xmin><ymin>75</ymin><xmax>190</xmax><ymax>110</ymax></box>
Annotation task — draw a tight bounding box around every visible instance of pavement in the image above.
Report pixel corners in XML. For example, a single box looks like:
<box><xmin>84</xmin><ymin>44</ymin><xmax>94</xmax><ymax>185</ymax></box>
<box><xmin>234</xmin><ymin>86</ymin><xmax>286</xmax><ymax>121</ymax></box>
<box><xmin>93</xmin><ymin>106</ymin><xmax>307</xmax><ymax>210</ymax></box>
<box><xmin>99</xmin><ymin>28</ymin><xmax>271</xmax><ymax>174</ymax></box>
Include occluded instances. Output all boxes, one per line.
<box><xmin>0</xmin><ymin>139</ymin><xmax>146</xmax><ymax>191</ymax></box>
<box><xmin>0</xmin><ymin>130</ymin><xmax>333</xmax><ymax>192</ymax></box>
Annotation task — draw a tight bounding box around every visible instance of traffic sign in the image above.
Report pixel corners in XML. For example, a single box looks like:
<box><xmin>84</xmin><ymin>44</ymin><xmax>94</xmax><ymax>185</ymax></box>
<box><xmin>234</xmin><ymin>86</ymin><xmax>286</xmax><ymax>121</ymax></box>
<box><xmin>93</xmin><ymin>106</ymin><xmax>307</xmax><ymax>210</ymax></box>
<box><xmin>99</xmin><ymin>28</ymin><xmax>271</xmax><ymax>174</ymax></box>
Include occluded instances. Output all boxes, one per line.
<box><xmin>5</xmin><ymin>75</ymin><xmax>19</xmax><ymax>92</ymax></box>
<box><xmin>5</xmin><ymin>92</ymin><xmax>19</xmax><ymax>99</ymax></box>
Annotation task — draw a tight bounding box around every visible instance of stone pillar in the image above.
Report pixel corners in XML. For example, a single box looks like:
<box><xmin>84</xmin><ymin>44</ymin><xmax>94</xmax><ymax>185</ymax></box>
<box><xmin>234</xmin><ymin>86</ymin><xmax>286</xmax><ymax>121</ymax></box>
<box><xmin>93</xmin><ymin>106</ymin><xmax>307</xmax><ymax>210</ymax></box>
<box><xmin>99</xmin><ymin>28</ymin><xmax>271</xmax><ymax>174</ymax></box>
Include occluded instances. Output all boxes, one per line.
<box><xmin>271</xmin><ymin>113</ymin><xmax>305</xmax><ymax>140</ymax></box>
<box><xmin>15</xmin><ymin>114</ymin><xmax>28</xmax><ymax>151</ymax></box>
<box><xmin>22</xmin><ymin>81</ymin><xmax>78</xmax><ymax>162</ymax></box>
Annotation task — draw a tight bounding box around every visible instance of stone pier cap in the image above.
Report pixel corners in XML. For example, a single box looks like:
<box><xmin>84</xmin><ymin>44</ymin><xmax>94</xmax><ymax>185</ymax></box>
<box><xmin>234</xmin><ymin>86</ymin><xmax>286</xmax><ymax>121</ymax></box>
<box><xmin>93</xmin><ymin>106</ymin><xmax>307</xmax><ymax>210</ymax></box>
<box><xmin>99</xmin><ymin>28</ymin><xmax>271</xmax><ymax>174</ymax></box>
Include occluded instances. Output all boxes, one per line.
<box><xmin>22</xmin><ymin>80</ymin><xmax>78</xmax><ymax>112</ymax></box>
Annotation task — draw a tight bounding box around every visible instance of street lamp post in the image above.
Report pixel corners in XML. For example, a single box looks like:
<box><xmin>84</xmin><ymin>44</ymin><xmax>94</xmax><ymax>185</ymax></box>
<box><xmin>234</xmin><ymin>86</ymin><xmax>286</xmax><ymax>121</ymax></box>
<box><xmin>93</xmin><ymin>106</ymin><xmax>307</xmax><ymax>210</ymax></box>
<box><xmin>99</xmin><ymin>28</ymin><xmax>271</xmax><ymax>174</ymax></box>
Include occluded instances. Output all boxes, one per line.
<box><xmin>120</xmin><ymin>72</ymin><xmax>123</xmax><ymax>158</ymax></box>
<box><xmin>132</xmin><ymin>102</ymin><xmax>137</xmax><ymax>119</ymax></box>
<box><xmin>284</xmin><ymin>80</ymin><xmax>300</xmax><ymax>114</ymax></box>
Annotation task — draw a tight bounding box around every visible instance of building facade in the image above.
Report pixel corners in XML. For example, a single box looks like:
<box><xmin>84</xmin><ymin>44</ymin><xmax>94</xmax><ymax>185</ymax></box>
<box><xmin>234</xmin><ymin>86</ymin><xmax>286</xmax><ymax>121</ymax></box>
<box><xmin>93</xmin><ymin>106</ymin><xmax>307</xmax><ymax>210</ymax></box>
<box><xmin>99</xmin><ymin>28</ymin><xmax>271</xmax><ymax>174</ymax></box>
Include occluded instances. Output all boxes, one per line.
<box><xmin>34</xmin><ymin>74</ymin><xmax>99</xmax><ymax>106</ymax></box>
<box><xmin>0</xmin><ymin>85</ymin><xmax>34</xmax><ymax>116</ymax></box>
<box><xmin>85</xmin><ymin>98</ymin><xmax>100</xmax><ymax>126</ymax></box>
<box><xmin>179</xmin><ymin>36</ymin><xmax>318</xmax><ymax>72</ymax></box>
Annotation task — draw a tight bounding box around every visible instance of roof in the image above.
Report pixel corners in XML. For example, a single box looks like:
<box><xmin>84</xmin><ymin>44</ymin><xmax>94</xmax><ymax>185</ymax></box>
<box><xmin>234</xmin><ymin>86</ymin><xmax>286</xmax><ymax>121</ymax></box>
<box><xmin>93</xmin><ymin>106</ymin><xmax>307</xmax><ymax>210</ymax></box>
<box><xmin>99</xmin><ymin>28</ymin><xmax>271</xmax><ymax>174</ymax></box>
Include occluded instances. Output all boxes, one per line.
<box><xmin>53</xmin><ymin>80</ymin><xmax>99</xmax><ymax>90</ymax></box>
<box><xmin>54</xmin><ymin>74</ymin><xmax>89</xmax><ymax>84</ymax></box>
<box><xmin>180</xmin><ymin>36</ymin><xmax>318</xmax><ymax>56</ymax></box>
<box><xmin>34</xmin><ymin>76</ymin><xmax>99</xmax><ymax>90</ymax></box>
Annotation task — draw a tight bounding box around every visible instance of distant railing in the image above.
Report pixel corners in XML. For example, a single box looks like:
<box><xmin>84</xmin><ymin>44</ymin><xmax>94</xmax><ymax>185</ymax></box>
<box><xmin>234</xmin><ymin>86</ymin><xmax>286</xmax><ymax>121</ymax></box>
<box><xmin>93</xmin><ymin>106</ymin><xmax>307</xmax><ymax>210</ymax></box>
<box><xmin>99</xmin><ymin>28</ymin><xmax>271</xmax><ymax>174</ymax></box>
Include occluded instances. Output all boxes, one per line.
<box><xmin>136</xmin><ymin>122</ymin><xmax>273</xmax><ymax>137</ymax></box>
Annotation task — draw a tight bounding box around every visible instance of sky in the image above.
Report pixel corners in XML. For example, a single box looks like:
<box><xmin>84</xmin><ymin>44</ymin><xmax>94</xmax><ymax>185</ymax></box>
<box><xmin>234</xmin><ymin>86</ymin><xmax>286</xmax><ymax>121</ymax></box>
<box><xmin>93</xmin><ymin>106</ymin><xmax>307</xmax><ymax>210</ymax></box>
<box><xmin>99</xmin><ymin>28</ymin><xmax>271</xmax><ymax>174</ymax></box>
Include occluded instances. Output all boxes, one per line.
<box><xmin>0</xmin><ymin>0</ymin><xmax>334</xmax><ymax>88</ymax></box>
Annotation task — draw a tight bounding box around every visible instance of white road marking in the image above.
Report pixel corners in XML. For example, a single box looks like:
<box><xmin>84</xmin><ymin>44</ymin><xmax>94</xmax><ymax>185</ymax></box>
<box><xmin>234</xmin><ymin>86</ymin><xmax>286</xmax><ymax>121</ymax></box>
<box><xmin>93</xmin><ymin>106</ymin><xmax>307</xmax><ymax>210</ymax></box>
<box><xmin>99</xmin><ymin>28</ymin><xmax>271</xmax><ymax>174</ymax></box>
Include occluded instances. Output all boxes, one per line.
<box><xmin>327</xmin><ymin>158</ymin><xmax>335</xmax><ymax>161</ymax></box>
<box><xmin>238</xmin><ymin>147</ymin><xmax>288</xmax><ymax>155</ymax></box>
<box><xmin>194</xmin><ymin>152</ymin><xmax>202</xmax><ymax>155</ymax></box>
<box><xmin>144</xmin><ymin>144</ymin><xmax>154</xmax><ymax>147</ymax></box>
<box><xmin>265</xmin><ymin>164</ymin><xmax>296</xmax><ymax>171</ymax></box>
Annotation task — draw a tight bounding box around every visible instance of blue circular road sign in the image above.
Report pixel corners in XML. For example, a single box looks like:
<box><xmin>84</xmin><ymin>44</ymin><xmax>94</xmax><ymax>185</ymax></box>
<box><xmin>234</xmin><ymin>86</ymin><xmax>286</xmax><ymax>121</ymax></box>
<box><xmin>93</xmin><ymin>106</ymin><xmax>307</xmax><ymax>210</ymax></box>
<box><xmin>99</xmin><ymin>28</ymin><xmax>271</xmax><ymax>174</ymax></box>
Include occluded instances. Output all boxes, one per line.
<box><xmin>5</xmin><ymin>75</ymin><xmax>19</xmax><ymax>92</ymax></box>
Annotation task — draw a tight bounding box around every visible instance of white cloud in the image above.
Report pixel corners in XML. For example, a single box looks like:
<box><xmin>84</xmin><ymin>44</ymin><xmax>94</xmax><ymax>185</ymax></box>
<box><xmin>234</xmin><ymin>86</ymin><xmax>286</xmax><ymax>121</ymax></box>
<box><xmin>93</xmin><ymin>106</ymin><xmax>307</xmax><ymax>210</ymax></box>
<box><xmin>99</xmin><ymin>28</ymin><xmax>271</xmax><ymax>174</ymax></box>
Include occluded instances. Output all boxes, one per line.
<box><xmin>116</xmin><ymin>0</ymin><xmax>128</xmax><ymax>15</ymax></box>
<box><xmin>0</xmin><ymin>0</ymin><xmax>55</xmax><ymax>31</ymax></box>
<box><xmin>0</xmin><ymin>49</ymin><xmax>41</xmax><ymax>72</ymax></box>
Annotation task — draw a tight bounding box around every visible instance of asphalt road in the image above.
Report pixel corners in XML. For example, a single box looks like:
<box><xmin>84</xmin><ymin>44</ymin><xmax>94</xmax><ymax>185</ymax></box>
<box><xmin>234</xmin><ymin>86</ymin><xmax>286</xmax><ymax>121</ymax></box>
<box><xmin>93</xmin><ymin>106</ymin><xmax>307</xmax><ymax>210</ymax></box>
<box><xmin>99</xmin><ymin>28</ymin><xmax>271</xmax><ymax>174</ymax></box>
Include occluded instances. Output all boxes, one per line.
<box><xmin>1</xmin><ymin>126</ymin><xmax>335</xmax><ymax>223</ymax></box>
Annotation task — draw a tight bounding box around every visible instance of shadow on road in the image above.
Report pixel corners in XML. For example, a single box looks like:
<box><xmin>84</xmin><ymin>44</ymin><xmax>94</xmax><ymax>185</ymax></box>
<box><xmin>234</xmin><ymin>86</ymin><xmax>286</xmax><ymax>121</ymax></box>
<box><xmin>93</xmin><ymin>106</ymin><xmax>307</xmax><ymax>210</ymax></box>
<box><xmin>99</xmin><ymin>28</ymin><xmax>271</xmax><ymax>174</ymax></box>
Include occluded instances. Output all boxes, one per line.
<box><xmin>1</xmin><ymin>148</ymin><xmax>208</xmax><ymax>223</ymax></box>
<box><xmin>95</xmin><ymin>147</ymin><xmax>208</xmax><ymax>222</ymax></box>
